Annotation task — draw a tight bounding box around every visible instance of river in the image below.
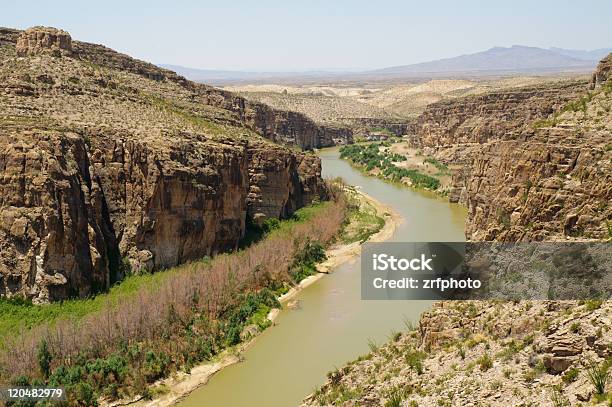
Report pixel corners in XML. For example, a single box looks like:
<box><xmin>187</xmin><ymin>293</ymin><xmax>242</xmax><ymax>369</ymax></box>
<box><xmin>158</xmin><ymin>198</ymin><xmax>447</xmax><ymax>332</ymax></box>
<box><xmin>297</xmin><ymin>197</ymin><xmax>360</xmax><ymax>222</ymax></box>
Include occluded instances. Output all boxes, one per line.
<box><xmin>177</xmin><ymin>146</ymin><xmax>466</xmax><ymax>407</ymax></box>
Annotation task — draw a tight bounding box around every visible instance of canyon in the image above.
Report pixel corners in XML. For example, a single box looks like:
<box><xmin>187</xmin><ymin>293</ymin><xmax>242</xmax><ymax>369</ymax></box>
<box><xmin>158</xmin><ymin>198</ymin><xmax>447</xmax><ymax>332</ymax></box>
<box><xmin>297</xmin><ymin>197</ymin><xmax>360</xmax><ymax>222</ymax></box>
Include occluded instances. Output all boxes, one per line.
<box><xmin>0</xmin><ymin>26</ymin><xmax>349</xmax><ymax>303</ymax></box>
<box><xmin>0</xmin><ymin>23</ymin><xmax>610</xmax><ymax>407</ymax></box>
<box><xmin>302</xmin><ymin>54</ymin><xmax>612</xmax><ymax>406</ymax></box>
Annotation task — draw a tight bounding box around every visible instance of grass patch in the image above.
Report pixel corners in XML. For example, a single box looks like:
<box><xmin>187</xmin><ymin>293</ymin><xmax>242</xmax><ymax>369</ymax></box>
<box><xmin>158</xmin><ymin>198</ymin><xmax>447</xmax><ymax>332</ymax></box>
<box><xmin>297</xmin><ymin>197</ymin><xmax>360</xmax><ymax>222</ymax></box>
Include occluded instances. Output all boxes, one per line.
<box><xmin>0</xmin><ymin>271</ymin><xmax>174</xmax><ymax>349</ymax></box>
<box><xmin>340</xmin><ymin>188</ymin><xmax>385</xmax><ymax>244</ymax></box>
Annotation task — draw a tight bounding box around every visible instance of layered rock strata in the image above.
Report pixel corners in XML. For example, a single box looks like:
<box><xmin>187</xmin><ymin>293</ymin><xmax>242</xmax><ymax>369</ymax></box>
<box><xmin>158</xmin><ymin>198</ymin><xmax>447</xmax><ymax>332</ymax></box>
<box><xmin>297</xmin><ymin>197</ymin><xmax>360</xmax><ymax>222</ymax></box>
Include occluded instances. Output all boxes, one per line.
<box><xmin>409</xmin><ymin>75</ymin><xmax>612</xmax><ymax>241</ymax></box>
<box><xmin>0</xmin><ymin>27</ymin><xmax>330</xmax><ymax>302</ymax></box>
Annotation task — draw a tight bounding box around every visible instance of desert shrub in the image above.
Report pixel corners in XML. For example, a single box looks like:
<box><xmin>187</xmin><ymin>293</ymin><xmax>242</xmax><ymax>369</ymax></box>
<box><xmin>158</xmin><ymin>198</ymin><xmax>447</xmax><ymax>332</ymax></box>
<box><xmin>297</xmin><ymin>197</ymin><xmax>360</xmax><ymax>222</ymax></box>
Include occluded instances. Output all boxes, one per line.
<box><xmin>586</xmin><ymin>359</ymin><xmax>610</xmax><ymax>395</ymax></box>
<box><xmin>384</xmin><ymin>390</ymin><xmax>403</xmax><ymax>407</ymax></box>
<box><xmin>550</xmin><ymin>384</ymin><xmax>569</xmax><ymax>407</ymax></box>
<box><xmin>367</xmin><ymin>338</ymin><xmax>379</xmax><ymax>353</ymax></box>
<box><xmin>477</xmin><ymin>353</ymin><xmax>493</xmax><ymax>371</ymax></box>
<box><xmin>562</xmin><ymin>367</ymin><xmax>579</xmax><ymax>384</ymax></box>
<box><xmin>405</xmin><ymin>348</ymin><xmax>426</xmax><ymax>374</ymax></box>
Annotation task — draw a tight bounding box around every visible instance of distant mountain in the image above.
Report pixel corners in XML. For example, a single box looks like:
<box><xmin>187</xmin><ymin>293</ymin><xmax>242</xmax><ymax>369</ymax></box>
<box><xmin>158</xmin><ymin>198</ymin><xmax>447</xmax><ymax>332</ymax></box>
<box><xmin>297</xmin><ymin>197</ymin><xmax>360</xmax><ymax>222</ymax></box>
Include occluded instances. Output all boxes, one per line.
<box><xmin>371</xmin><ymin>45</ymin><xmax>597</xmax><ymax>75</ymax></box>
<box><xmin>162</xmin><ymin>46</ymin><xmax>604</xmax><ymax>84</ymax></box>
<box><xmin>159</xmin><ymin>64</ymin><xmax>342</xmax><ymax>84</ymax></box>
<box><xmin>549</xmin><ymin>47</ymin><xmax>612</xmax><ymax>62</ymax></box>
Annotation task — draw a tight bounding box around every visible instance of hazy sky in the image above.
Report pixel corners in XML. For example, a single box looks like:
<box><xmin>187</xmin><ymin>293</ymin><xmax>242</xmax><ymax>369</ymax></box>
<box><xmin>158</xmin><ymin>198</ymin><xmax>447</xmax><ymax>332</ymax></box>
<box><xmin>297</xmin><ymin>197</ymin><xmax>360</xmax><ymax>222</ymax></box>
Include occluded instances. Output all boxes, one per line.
<box><xmin>3</xmin><ymin>0</ymin><xmax>611</xmax><ymax>71</ymax></box>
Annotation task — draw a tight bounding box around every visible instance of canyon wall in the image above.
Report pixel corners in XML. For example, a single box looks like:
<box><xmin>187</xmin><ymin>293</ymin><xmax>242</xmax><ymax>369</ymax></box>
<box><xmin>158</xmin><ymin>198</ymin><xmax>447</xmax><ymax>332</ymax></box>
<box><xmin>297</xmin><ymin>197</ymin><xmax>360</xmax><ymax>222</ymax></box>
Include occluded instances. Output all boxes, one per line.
<box><xmin>337</xmin><ymin>117</ymin><xmax>415</xmax><ymax>137</ymax></box>
<box><xmin>66</xmin><ymin>32</ymin><xmax>352</xmax><ymax>149</ymax></box>
<box><xmin>413</xmin><ymin>80</ymin><xmax>587</xmax><ymax>147</ymax></box>
<box><xmin>0</xmin><ymin>27</ymin><xmax>330</xmax><ymax>303</ymax></box>
<box><xmin>410</xmin><ymin>72</ymin><xmax>611</xmax><ymax>241</ymax></box>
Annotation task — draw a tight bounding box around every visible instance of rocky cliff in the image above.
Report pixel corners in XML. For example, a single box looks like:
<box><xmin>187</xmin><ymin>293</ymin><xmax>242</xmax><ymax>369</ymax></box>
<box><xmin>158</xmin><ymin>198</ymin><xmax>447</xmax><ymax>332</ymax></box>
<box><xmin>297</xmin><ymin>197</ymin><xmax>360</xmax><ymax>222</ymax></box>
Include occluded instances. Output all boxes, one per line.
<box><xmin>0</xmin><ymin>27</ymin><xmax>330</xmax><ymax>303</ymax></box>
<box><xmin>413</xmin><ymin>80</ymin><xmax>587</xmax><ymax>148</ymax></box>
<box><xmin>465</xmin><ymin>127</ymin><xmax>611</xmax><ymax>241</ymax></box>
<box><xmin>410</xmin><ymin>80</ymin><xmax>587</xmax><ymax>205</ymax></box>
<box><xmin>461</xmin><ymin>66</ymin><xmax>611</xmax><ymax>241</ymax></box>
<box><xmin>409</xmin><ymin>74</ymin><xmax>611</xmax><ymax>241</ymax></box>
<box><xmin>591</xmin><ymin>53</ymin><xmax>612</xmax><ymax>89</ymax></box>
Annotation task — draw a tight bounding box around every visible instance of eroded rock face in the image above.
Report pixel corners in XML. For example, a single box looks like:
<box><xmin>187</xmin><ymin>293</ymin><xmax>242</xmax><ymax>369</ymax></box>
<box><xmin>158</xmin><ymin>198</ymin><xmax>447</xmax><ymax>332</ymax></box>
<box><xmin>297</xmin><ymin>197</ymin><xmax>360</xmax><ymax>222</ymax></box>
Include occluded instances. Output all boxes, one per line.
<box><xmin>16</xmin><ymin>26</ymin><xmax>72</xmax><ymax>57</ymax></box>
<box><xmin>590</xmin><ymin>53</ymin><xmax>611</xmax><ymax>89</ymax></box>
<box><xmin>89</xmin><ymin>135</ymin><xmax>251</xmax><ymax>273</ymax></box>
<box><xmin>411</xmin><ymin>81</ymin><xmax>587</xmax><ymax>206</ymax></box>
<box><xmin>0</xmin><ymin>129</ymin><xmax>325</xmax><ymax>303</ymax></box>
<box><xmin>0</xmin><ymin>132</ymin><xmax>110</xmax><ymax>302</ymax></box>
<box><xmin>195</xmin><ymin>88</ymin><xmax>351</xmax><ymax>149</ymax></box>
<box><xmin>0</xmin><ymin>27</ymin><xmax>329</xmax><ymax>303</ymax></box>
<box><xmin>246</xmin><ymin>145</ymin><xmax>326</xmax><ymax>221</ymax></box>
<box><xmin>414</xmin><ymin>80</ymin><xmax>587</xmax><ymax>148</ymax></box>
<box><xmin>465</xmin><ymin>130</ymin><xmax>611</xmax><ymax>241</ymax></box>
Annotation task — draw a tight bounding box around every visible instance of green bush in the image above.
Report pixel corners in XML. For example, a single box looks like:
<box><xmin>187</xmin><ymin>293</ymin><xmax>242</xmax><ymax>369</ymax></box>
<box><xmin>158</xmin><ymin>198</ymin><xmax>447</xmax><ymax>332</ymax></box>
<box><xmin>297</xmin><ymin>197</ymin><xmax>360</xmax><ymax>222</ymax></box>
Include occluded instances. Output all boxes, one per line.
<box><xmin>586</xmin><ymin>359</ymin><xmax>609</xmax><ymax>395</ymax></box>
<box><xmin>37</xmin><ymin>339</ymin><xmax>52</xmax><ymax>378</ymax></box>
<box><xmin>290</xmin><ymin>238</ymin><xmax>327</xmax><ymax>283</ymax></box>
<box><xmin>340</xmin><ymin>143</ymin><xmax>440</xmax><ymax>190</ymax></box>
<box><xmin>405</xmin><ymin>348</ymin><xmax>426</xmax><ymax>374</ymax></box>
<box><xmin>143</xmin><ymin>351</ymin><xmax>171</xmax><ymax>382</ymax></box>
<box><xmin>562</xmin><ymin>367</ymin><xmax>578</xmax><ymax>383</ymax></box>
<box><xmin>221</xmin><ymin>287</ymin><xmax>282</xmax><ymax>346</ymax></box>
<box><xmin>477</xmin><ymin>353</ymin><xmax>493</xmax><ymax>371</ymax></box>
<box><xmin>424</xmin><ymin>157</ymin><xmax>449</xmax><ymax>172</ymax></box>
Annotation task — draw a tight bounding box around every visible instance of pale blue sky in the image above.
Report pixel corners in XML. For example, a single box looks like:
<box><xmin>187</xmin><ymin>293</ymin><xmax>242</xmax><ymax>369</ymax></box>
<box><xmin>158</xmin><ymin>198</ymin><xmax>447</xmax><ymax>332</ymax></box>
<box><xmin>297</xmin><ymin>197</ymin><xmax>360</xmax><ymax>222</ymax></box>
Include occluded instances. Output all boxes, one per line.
<box><xmin>3</xmin><ymin>0</ymin><xmax>611</xmax><ymax>71</ymax></box>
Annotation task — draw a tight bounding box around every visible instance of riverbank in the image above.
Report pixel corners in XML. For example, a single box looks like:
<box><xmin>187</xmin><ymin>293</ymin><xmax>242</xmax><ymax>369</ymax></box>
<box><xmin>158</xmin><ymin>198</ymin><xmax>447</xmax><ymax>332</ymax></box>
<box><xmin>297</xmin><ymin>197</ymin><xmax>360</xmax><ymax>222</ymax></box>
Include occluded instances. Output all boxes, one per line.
<box><xmin>122</xmin><ymin>190</ymin><xmax>401</xmax><ymax>407</ymax></box>
<box><xmin>338</xmin><ymin>142</ymin><xmax>453</xmax><ymax>198</ymax></box>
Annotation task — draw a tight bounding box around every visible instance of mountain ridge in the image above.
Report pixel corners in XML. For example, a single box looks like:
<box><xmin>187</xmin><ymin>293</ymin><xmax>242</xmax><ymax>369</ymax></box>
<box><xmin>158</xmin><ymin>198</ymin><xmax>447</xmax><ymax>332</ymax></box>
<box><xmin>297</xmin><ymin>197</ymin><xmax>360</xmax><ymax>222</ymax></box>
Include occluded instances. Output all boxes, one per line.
<box><xmin>162</xmin><ymin>45</ymin><xmax>605</xmax><ymax>83</ymax></box>
<box><xmin>370</xmin><ymin>45</ymin><xmax>597</xmax><ymax>74</ymax></box>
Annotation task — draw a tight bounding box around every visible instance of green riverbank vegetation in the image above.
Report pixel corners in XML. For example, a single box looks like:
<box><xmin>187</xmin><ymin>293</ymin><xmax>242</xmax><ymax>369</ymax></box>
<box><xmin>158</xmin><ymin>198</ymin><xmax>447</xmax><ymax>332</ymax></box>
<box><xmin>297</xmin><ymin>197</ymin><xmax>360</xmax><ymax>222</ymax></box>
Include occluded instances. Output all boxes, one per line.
<box><xmin>0</xmin><ymin>183</ymin><xmax>361</xmax><ymax>405</ymax></box>
<box><xmin>339</xmin><ymin>143</ymin><xmax>441</xmax><ymax>191</ymax></box>
<box><xmin>339</xmin><ymin>183</ymin><xmax>386</xmax><ymax>244</ymax></box>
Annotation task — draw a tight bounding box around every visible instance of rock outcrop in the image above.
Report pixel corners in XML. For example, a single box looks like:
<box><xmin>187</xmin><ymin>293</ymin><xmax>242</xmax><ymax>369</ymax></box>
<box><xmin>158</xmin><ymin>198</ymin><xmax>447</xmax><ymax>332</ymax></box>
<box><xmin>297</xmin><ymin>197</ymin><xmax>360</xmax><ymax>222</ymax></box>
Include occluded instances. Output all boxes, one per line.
<box><xmin>247</xmin><ymin>144</ymin><xmax>325</xmax><ymax>221</ymax></box>
<box><xmin>303</xmin><ymin>300</ymin><xmax>611</xmax><ymax>407</ymax></box>
<box><xmin>0</xmin><ymin>27</ymin><xmax>330</xmax><ymax>303</ymax></box>
<box><xmin>465</xmin><ymin>129</ymin><xmax>611</xmax><ymax>241</ymax></box>
<box><xmin>590</xmin><ymin>53</ymin><xmax>612</xmax><ymax>89</ymax></box>
<box><xmin>16</xmin><ymin>26</ymin><xmax>72</xmax><ymax>57</ymax></box>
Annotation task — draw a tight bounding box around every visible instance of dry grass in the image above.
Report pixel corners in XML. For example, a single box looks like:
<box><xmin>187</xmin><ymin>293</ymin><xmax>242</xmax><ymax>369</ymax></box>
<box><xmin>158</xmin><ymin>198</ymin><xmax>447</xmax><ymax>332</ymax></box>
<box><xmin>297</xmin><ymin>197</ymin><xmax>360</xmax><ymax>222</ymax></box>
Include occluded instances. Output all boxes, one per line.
<box><xmin>0</xmin><ymin>191</ymin><xmax>347</xmax><ymax>387</ymax></box>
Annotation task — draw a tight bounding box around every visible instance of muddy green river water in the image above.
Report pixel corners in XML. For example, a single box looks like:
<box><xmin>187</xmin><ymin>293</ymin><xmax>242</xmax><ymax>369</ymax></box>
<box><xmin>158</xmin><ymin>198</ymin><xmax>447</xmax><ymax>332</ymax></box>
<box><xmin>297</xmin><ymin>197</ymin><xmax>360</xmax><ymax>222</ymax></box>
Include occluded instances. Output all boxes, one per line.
<box><xmin>177</xmin><ymin>147</ymin><xmax>466</xmax><ymax>407</ymax></box>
